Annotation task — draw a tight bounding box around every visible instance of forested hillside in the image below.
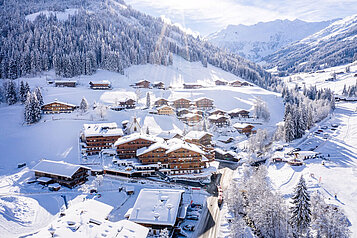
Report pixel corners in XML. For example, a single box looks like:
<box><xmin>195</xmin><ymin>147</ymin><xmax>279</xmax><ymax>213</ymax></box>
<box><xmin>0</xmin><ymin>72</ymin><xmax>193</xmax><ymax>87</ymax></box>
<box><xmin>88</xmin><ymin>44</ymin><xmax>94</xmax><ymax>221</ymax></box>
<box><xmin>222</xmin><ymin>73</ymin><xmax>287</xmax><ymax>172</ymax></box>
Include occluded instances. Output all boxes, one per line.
<box><xmin>0</xmin><ymin>0</ymin><xmax>275</xmax><ymax>88</ymax></box>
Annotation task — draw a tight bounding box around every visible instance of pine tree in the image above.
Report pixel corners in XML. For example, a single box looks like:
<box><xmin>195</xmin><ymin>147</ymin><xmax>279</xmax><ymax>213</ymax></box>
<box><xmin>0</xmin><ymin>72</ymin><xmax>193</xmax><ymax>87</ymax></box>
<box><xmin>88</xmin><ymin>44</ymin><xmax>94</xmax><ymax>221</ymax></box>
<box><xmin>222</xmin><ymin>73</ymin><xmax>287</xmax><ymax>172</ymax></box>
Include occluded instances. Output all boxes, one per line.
<box><xmin>284</xmin><ymin>113</ymin><xmax>295</xmax><ymax>142</ymax></box>
<box><xmin>24</xmin><ymin>92</ymin><xmax>42</xmax><ymax>124</ymax></box>
<box><xmin>146</xmin><ymin>92</ymin><xmax>151</xmax><ymax>108</ymax></box>
<box><xmin>79</xmin><ymin>97</ymin><xmax>89</xmax><ymax>112</ymax></box>
<box><xmin>34</xmin><ymin>87</ymin><xmax>43</xmax><ymax>106</ymax></box>
<box><xmin>19</xmin><ymin>81</ymin><xmax>27</xmax><ymax>103</ymax></box>
<box><xmin>290</xmin><ymin>176</ymin><xmax>311</xmax><ymax>237</ymax></box>
<box><xmin>5</xmin><ymin>80</ymin><xmax>18</xmax><ymax>105</ymax></box>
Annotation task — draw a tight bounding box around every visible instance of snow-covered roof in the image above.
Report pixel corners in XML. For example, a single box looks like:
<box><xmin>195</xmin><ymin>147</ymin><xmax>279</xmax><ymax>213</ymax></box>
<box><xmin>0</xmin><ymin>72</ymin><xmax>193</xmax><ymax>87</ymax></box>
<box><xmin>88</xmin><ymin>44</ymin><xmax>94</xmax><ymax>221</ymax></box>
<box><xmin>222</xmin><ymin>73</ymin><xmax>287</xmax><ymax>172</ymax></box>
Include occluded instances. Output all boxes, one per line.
<box><xmin>217</xmin><ymin>135</ymin><xmax>234</xmax><ymax>142</ymax></box>
<box><xmin>157</xmin><ymin>105</ymin><xmax>174</xmax><ymax>110</ymax></box>
<box><xmin>54</xmin><ymin>80</ymin><xmax>77</xmax><ymax>83</ymax></box>
<box><xmin>208</xmin><ymin>114</ymin><xmax>229</xmax><ymax>120</ymax></box>
<box><xmin>181</xmin><ymin>113</ymin><xmax>202</xmax><ymax>119</ymax></box>
<box><xmin>166</xmin><ymin>141</ymin><xmax>205</xmax><ymax>154</ymax></box>
<box><xmin>83</xmin><ymin>122</ymin><xmax>123</xmax><ymax>137</ymax></box>
<box><xmin>157</xmin><ymin>131</ymin><xmax>182</xmax><ymax>140</ymax></box>
<box><xmin>193</xmin><ymin>97</ymin><xmax>214</xmax><ymax>102</ymax></box>
<box><xmin>33</xmin><ymin>160</ymin><xmax>89</xmax><ymax>178</ymax></box>
<box><xmin>129</xmin><ymin>189</ymin><xmax>184</xmax><ymax>227</ymax></box>
<box><xmin>90</xmin><ymin>80</ymin><xmax>111</xmax><ymax>84</ymax></box>
<box><xmin>185</xmin><ymin>131</ymin><xmax>212</xmax><ymax>140</ymax></box>
<box><xmin>233</xmin><ymin>122</ymin><xmax>254</xmax><ymax>128</ymax></box>
<box><xmin>114</xmin><ymin>133</ymin><xmax>161</xmax><ymax>147</ymax></box>
<box><xmin>208</xmin><ymin>108</ymin><xmax>227</xmax><ymax>114</ymax></box>
<box><xmin>137</xmin><ymin>142</ymin><xmax>169</xmax><ymax>156</ymax></box>
<box><xmin>228</xmin><ymin>108</ymin><xmax>250</xmax><ymax>113</ymax></box>
<box><xmin>37</xmin><ymin>177</ymin><xmax>53</xmax><ymax>183</ymax></box>
<box><xmin>115</xmin><ymin>220</ymin><xmax>149</xmax><ymax>238</ymax></box>
<box><xmin>43</xmin><ymin>100</ymin><xmax>76</xmax><ymax>107</ymax></box>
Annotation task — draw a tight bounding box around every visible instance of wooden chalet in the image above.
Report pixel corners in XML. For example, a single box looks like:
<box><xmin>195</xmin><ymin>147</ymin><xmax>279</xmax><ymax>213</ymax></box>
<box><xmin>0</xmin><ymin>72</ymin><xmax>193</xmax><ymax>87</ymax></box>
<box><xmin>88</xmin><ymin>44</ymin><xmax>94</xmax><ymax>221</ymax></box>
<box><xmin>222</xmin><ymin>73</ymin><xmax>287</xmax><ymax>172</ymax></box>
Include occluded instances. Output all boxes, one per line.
<box><xmin>208</xmin><ymin>115</ymin><xmax>230</xmax><ymax>127</ymax></box>
<box><xmin>194</xmin><ymin>97</ymin><xmax>214</xmax><ymax>110</ymax></box>
<box><xmin>172</xmin><ymin>98</ymin><xmax>191</xmax><ymax>109</ymax></box>
<box><xmin>137</xmin><ymin>140</ymin><xmax>207</xmax><ymax>174</ymax></box>
<box><xmin>181</xmin><ymin>113</ymin><xmax>202</xmax><ymax>126</ymax></box>
<box><xmin>114</xmin><ymin>133</ymin><xmax>158</xmax><ymax>159</ymax></box>
<box><xmin>229</xmin><ymin>109</ymin><xmax>250</xmax><ymax>118</ymax></box>
<box><xmin>184</xmin><ymin>131</ymin><xmax>213</xmax><ymax>146</ymax></box>
<box><xmin>215</xmin><ymin>80</ymin><xmax>228</xmax><ymax>86</ymax></box>
<box><xmin>111</xmin><ymin>99</ymin><xmax>136</xmax><ymax>111</ymax></box>
<box><xmin>41</xmin><ymin>100</ymin><xmax>77</xmax><ymax>114</ymax></box>
<box><xmin>229</xmin><ymin>80</ymin><xmax>242</xmax><ymax>87</ymax></box>
<box><xmin>55</xmin><ymin>80</ymin><xmax>77</xmax><ymax>87</ymax></box>
<box><xmin>176</xmin><ymin>108</ymin><xmax>190</xmax><ymax>117</ymax></box>
<box><xmin>89</xmin><ymin>81</ymin><xmax>112</xmax><ymax>90</ymax></box>
<box><xmin>134</xmin><ymin>80</ymin><xmax>151</xmax><ymax>88</ymax></box>
<box><xmin>241</xmin><ymin>82</ymin><xmax>252</xmax><ymax>86</ymax></box>
<box><xmin>183</xmin><ymin>83</ymin><xmax>203</xmax><ymax>89</ymax></box>
<box><xmin>209</xmin><ymin>109</ymin><xmax>227</xmax><ymax>116</ymax></box>
<box><xmin>154</xmin><ymin>98</ymin><xmax>169</xmax><ymax>107</ymax></box>
<box><xmin>157</xmin><ymin>105</ymin><xmax>175</xmax><ymax>115</ymax></box>
<box><xmin>152</xmin><ymin>82</ymin><xmax>165</xmax><ymax>89</ymax></box>
<box><xmin>33</xmin><ymin>160</ymin><xmax>89</xmax><ymax>188</ymax></box>
<box><xmin>214</xmin><ymin>149</ymin><xmax>239</xmax><ymax>162</ymax></box>
<box><xmin>81</xmin><ymin>122</ymin><xmax>124</xmax><ymax>155</ymax></box>
<box><xmin>233</xmin><ymin>123</ymin><xmax>256</xmax><ymax>135</ymax></box>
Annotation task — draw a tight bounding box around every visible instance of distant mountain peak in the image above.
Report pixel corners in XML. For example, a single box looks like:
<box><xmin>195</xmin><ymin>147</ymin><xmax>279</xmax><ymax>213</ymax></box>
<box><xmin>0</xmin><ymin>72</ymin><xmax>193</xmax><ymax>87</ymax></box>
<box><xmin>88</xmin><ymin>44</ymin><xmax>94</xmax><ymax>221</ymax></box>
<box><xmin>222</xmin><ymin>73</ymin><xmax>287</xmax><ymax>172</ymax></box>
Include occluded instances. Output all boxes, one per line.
<box><xmin>206</xmin><ymin>19</ymin><xmax>337</xmax><ymax>62</ymax></box>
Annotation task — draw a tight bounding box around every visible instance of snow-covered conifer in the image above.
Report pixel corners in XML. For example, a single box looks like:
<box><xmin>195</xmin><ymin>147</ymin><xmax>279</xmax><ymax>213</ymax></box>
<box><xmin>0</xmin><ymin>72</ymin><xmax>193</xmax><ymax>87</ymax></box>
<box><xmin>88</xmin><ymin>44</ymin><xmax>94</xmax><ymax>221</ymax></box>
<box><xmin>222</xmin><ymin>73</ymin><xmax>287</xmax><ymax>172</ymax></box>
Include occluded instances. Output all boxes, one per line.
<box><xmin>5</xmin><ymin>80</ymin><xmax>18</xmax><ymax>105</ymax></box>
<box><xmin>34</xmin><ymin>87</ymin><xmax>43</xmax><ymax>106</ymax></box>
<box><xmin>146</xmin><ymin>92</ymin><xmax>151</xmax><ymax>108</ymax></box>
<box><xmin>290</xmin><ymin>176</ymin><xmax>311</xmax><ymax>237</ymax></box>
<box><xmin>79</xmin><ymin>97</ymin><xmax>89</xmax><ymax>112</ymax></box>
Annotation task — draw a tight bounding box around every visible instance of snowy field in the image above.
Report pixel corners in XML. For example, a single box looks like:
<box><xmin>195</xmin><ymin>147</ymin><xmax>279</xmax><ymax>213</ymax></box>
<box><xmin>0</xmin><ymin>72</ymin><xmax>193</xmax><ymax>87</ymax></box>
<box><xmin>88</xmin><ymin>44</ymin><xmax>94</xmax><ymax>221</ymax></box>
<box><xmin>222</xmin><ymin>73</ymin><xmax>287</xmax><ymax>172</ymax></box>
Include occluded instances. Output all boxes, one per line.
<box><xmin>268</xmin><ymin>101</ymin><xmax>357</xmax><ymax>235</ymax></box>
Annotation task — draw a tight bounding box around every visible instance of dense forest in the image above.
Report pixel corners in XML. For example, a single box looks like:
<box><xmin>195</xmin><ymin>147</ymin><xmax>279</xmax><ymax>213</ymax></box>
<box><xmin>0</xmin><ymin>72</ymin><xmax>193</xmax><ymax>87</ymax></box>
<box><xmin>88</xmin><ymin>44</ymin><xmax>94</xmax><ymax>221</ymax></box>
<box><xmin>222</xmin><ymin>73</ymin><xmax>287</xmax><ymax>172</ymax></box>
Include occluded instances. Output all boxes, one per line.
<box><xmin>0</xmin><ymin>0</ymin><xmax>276</xmax><ymax>89</ymax></box>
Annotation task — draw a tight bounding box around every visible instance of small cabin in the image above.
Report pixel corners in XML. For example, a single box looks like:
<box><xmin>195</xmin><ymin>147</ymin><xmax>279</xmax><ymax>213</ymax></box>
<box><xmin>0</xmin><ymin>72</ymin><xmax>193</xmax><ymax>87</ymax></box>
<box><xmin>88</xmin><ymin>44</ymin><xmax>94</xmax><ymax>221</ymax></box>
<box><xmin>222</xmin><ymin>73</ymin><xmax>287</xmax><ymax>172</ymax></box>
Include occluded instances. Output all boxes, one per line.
<box><xmin>134</xmin><ymin>80</ymin><xmax>151</xmax><ymax>88</ymax></box>
<box><xmin>41</xmin><ymin>101</ymin><xmax>77</xmax><ymax>114</ymax></box>
<box><xmin>208</xmin><ymin>115</ymin><xmax>230</xmax><ymax>127</ymax></box>
<box><xmin>183</xmin><ymin>83</ymin><xmax>203</xmax><ymax>89</ymax></box>
<box><xmin>215</xmin><ymin>80</ymin><xmax>228</xmax><ymax>86</ymax></box>
<box><xmin>229</xmin><ymin>109</ymin><xmax>250</xmax><ymax>118</ymax></box>
<box><xmin>157</xmin><ymin>106</ymin><xmax>175</xmax><ymax>115</ymax></box>
<box><xmin>33</xmin><ymin>160</ymin><xmax>90</xmax><ymax>188</ymax></box>
<box><xmin>152</xmin><ymin>82</ymin><xmax>165</xmax><ymax>89</ymax></box>
<box><xmin>154</xmin><ymin>98</ymin><xmax>169</xmax><ymax>107</ymax></box>
<box><xmin>89</xmin><ymin>81</ymin><xmax>112</xmax><ymax>90</ymax></box>
<box><xmin>233</xmin><ymin>123</ymin><xmax>256</xmax><ymax>135</ymax></box>
<box><xmin>229</xmin><ymin>80</ymin><xmax>242</xmax><ymax>87</ymax></box>
<box><xmin>55</xmin><ymin>81</ymin><xmax>77</xmax><ymax>87</ymax></box>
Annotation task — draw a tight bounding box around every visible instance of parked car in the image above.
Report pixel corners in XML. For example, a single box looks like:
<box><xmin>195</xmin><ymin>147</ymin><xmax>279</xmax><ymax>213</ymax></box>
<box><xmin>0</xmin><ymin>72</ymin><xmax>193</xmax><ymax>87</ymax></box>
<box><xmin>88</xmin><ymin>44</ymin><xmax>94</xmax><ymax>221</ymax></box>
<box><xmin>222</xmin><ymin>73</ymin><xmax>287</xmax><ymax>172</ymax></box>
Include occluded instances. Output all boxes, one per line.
<box><xmin>183</xmin><ymin>224</ymin><xmax>195</xmax><ymax>231</ymax></box>
<box><xmin>321</xmin><ymin>126</ymin><xmax>328</xmax><ymax>129</ymax></box>
<box><xmin>331</xmin><ymin>123</ymin><xmax>339</xmax><ymax>128</ymax></box>
<box><xmin>318</xmin><ymin>129</ymin><xmax>323</xmax><ymax>133</ymax></box>
<box><xmin>323</xmin><ymin>134</ymin><xmax>329</xmax><ymax>139</ymax></box>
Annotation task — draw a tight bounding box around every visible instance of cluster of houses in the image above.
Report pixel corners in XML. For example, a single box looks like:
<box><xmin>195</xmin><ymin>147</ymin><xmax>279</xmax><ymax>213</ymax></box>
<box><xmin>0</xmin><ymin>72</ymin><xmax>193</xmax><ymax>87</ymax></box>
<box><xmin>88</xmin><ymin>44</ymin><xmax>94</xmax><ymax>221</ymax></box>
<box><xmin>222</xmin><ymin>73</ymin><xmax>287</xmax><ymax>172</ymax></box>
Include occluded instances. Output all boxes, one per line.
<box><xmin>79</xmin><ymin>120</ymin><xmax>215</xmax><ymax>177</ymax></box>
<box><xmin>131</xmin><ymin>80</ymin><xmax>166</xmax><ymax>89</ymax></box>
<box><xmin>214</xmin><ymin>79</ymin><xmax>252</xmax><ymax>87</ymax></box>
<box><xmin>54</xmin><ymin>80</ymin><xmax>112</xmax><ymax>90</ymax></box>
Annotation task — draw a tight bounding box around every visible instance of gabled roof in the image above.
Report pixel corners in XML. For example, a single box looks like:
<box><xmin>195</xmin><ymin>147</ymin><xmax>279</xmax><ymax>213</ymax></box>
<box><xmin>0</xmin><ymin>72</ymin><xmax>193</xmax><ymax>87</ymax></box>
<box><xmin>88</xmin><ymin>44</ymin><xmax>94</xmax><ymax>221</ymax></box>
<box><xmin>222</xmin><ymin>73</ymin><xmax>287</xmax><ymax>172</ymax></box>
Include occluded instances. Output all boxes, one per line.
<box><xmin>129</xmin><ymin>189</ymin><xmax>184</xmax><ymax>226</ymax></box>
<box><xmin>157</xmin><ymin>131</ymin><xmax>182</xmax><ymax>140</ymax></box>
<box><xmin>83</xmin><ymin>122</ymin><xmax>123</xmax><ymax>137</ymax></box>
<box><xmin>137</xmin><ymin>142</ymin><xmax>169</xmax><ymax>156</ymax></box>
<box><xmin>157</xmin><ymin>105</ymin><xmax>174</xmax><ymax>110</ymax></box>
<box><xmin>185</xmin><ymin>131</ymin><xmax>212</xmax><ymax>140</ymax></box>
<box><xmin>233</xmin><ymin>122</ymin><xmax>254</xmax><ymax>129</ymax></box>
<box><xmin>166</xmin><ymin>141</ymin><xmax>205</xmax><ymax>154</ymax></box>
<box><xmin>181</xmin><ymin>113</ymin><xmax>202</xmax><ymax>119</ymax></box>
<box><xmin>173</xmin><ymin>98</ymin><xmax>191</xmax><ymax>102</ymax></box>
<box><xmin>136</xmin><ymin>79</ymin><xmax>150</xmax><ymax>84</ymax></box>
<box><xmin>114</xmin><ymin>133</ymin><xmax>161</xmax><ymax>147</ymax></box>
<box><xmin>208</xmin><ymin>114</ymin><xmax>229</xmax><ymax>120</ymax></box>
<box><xmin>33</xmin><ymin>160</ymin><xmax>89</xmax><ymax>178</ymax></box>
<box><xmin>228</xmin><ymin>108</ymin><xmax>250</xmax><ymax>113</ymax></box>
<box><xmin>54</xmin><ymin>80</ymin><xmax>77</xmax><ymax>83</ymax></box>
<box><xmin>43</xmin><ymin>100</ymin><xmax>76</xmax><ymax>107</ymax></box>
<box><xmin>90</xmin><ymin>80</ymin><xmax>111</xmax><ymax>85</ymax></box>
<box><xmin>193</xmin><ymin>97</ymin><xmax>214</xmax><ymax>102</ymax></box>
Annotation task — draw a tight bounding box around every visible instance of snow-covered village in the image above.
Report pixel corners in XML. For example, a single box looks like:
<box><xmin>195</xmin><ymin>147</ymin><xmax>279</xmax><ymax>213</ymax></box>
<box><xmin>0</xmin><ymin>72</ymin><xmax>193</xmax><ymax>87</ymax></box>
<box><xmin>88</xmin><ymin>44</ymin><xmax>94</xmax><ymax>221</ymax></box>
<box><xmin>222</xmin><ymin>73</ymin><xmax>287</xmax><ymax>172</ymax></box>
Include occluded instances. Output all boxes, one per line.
<box><xmin>0</xmin><ymin>0</ymin><xmax>357</xmax><ymax>237</ymax></box>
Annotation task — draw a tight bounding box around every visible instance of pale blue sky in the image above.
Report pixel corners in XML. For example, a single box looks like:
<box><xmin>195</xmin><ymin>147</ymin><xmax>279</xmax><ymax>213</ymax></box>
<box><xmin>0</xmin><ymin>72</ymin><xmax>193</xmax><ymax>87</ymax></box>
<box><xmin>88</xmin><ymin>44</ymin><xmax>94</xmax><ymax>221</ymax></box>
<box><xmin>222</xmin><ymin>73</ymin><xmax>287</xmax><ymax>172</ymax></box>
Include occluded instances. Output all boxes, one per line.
<box><xmin>125</xmin><ymin>0</ymin><xmax>357</xmax><ymax>35</ymax></box>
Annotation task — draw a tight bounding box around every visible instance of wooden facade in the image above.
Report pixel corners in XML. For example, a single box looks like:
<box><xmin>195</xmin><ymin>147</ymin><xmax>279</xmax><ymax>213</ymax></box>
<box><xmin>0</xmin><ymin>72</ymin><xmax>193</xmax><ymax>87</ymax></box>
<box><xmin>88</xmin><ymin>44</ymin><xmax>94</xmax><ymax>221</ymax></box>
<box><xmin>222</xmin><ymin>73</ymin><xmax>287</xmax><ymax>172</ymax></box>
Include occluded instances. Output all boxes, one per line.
<box><xmin>81</xmin><ymin>134</ymin><xmax>122</xmax><ymax>155</ymax></box>
<box><xmin>194</xmin><ymin>98</ymin><xmax>214</xmax><ymax>110</ymax></box>
<box><xmin>134</xmin><ymin>80</ymin><xmax>151</xmax><ymax>88</ymax></box>
<box><xmin>89</xmin><ymin>81</ymin><xmax>111</xmax><ymax>90</ymax></box>
<box><xmin>55</xmin><ymin>81</ymin><xmax>77</xmax><ymax>87</ymax></box>
<box><xmin>35</xmin><ymin>167</ymin><xmax>89</xmax><ymax>188</ymax></box>
<box><xmin>111</xmin><ymin>99</ymin><xmax>136</xmax><ymax>111</ymax></box>
<box><xmin>157</xmin><ymin>106</ymin><xmax>175</xmax><ymax>115</ymax></box>
<box><xmin>215</xmin><ymin>80</ymin><xmax>228</xmax><ymax>86</ymax></box>
<box><xmin>152</xmin><ymin>82</ymin><xmax>165</xmax><ymax>89</ymax></box>
<box><xmin>183</xmin><ymin>83</ymin><xmax>203</xmax><ymax>89</ymax></box>
<box><xmin>185</xmin><ymin>133</ymin><xmax>212</xmax><ymax>146</ymax></box>
<box><xmin>115</xmin><ymin>138</ymin><xmax>156</xmax><ymax>159</ymax></box>
<box><xmin>154</xmin><ymin>98</ymin><xmax>169</xmax><ymax>107</ymax></box>
<box><xmin>229</xmin><ymin>80</ymin><xmax>242</xmax><ymax>87</ymax></box>
<box><xmin>234</xmin><ymin>124</ymin><xmax>256</xmax><ymax>135</ymax></box>
<box><xmin>229</xmin><ymin>110</ymin><xmax>250</xmax><ymax>118</ymax></box>
<box><xmin>181</xmin><ymin>114</ymin><xmax>202</xmax><ymax>126</ymax></box>
<box><xmin>172</xmin><ymin>98</ymin><xmax>191</xmax><ymax>109</ymax></box>
<box><xmin>209</xmin><ymin>116</ymin><xmax>230</xmax><ymax>127</ymax></box>
<box><xmin>41</xmin><ymin>101</ymin><xmax>76</xmax><ymax>114</ymax></box>
<box><xmin>138</xmin><ymin>147</ymin><xmax>205</xmax><ymax>174</ymax></box>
